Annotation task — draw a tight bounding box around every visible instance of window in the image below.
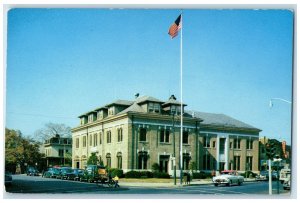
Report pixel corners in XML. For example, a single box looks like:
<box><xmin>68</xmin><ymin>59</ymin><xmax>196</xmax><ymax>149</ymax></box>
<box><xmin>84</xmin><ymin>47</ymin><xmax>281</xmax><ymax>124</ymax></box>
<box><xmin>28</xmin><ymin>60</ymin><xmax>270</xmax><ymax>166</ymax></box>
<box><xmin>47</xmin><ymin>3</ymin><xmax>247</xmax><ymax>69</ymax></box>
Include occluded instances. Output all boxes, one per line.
<box><xmin>183</xmin><ymin>131</ymin><xmax>189</xmax><ymax>144</ymax></box>
<box><xmin>148</xmin><ymin>102</ymin><xmax>160</xmax><ymax>113</ymax></box>
<box><xmin>93</xmin><ymin>133</ymin><xmax>98</xmax><ymax>147</ymax></box>
<box><xmin>212</xmin><ymin>141</ymin><xmax>216</xmax><ymax>148</ymax></box>
<box><xmin>183</xmin><ymin>153</ymin><xmax>191</xmax><ymax>170</ymax></box>
<box><xmin>247</xmin><ymin>139</ymin><xmax>253</xmax><ymax>150</ymax></box>
<box><xmin>117</xmin><ymin>152</ymin><xmax>122</xmax><ymax>169</ymax></box>
<box><xmin>106</xmin><ymin>153</ymin><xmax>111</xmax><ymax>168</ymax></box>
<box><xmin>118</xmin><ymin>128</ymin><xmax>123</xmax><ymax>142</ymax></box>
<box><xmin>139</xmin><ymin>128</ymin><xmax>147</xmax><ymax>142</ymax></box>
<box><xmin>246</xmin><ymin>156</ymin><xmax>253</xmax><ymax>171</ymax></box>
<box><xmin>59</xmin><ymin>149</ymin><xmax>64</xmax><ymax>157</ymax></box>
<box><xmin>107</xmin><ymin>131</ymin><xmax>111</xmax><ymax>143</ymax></box>
<box><xmin>108</xmin><ymin>107</ymin><xmax>114</xmax><ymax>116</ymax></box>
<box><xmin>159</xmin><ymin>129</ymin><xmax>170</xmax><ymax>143</ymax></box>
<box><xmin>203</xmin><ymin>136</ymin><xmax>210</xmax><ymax>148</ymax></box>
<box><xmin>83</xmin><ymin>136</ymin><xmax>86</xmax><ymax>147</ymax></box>
<box><xmin>138</xmin><ymin>151</ymin><xmax>148</xmax><ymax>169</ymax></box>
<box><xmin>89</xmin><ymin>134</ymin><xmax>92</xmax><ymax>146</ymax></box>
<box><xmin>97</xmin><ymin>111</ymin><xmax>103</xmax><ymax>120</ymax></box>
<box><xmin>88</xmin><ymin>114</ymin><xmax>94</xmax><ymax>123</ymax></box>
<box><xmin>202</xmin><ymin>154</ymin><xmax>211</xmax><ymax>170</ymax></box>
<box><xmin>233</xmin><ymin>156</ymin><xmax>240</xmax><ymax>170</ymax></box>
<box><xmin>76</xmin><ymin>138</ymin><xmax>79</xmax><ymax>148</ymax></box>
<box><xmin>234</xmin><ymin>138</ymin><xmax>241</xmax><ymax>149</ymax></box>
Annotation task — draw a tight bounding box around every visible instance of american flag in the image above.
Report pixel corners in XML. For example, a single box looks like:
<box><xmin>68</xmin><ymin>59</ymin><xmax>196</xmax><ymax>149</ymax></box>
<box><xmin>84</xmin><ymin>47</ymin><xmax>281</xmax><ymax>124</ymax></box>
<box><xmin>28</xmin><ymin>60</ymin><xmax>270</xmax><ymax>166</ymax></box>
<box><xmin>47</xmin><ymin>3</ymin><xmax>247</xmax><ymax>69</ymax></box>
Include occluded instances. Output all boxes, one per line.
<box><xmin>168</xmin><ymin>14</ymin><xmax>182</xmax><ymax>39</ymax></box>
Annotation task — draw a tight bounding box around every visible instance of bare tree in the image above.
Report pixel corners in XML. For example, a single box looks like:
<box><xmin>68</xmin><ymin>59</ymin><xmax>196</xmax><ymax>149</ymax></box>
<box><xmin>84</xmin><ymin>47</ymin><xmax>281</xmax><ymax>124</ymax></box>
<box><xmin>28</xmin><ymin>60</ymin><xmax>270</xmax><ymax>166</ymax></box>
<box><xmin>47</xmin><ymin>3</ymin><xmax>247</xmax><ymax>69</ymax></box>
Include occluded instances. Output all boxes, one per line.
<box><xmin>34</xmin><ymin>122</ymin><xmax>71</xmax><ymax>142</ymax></box>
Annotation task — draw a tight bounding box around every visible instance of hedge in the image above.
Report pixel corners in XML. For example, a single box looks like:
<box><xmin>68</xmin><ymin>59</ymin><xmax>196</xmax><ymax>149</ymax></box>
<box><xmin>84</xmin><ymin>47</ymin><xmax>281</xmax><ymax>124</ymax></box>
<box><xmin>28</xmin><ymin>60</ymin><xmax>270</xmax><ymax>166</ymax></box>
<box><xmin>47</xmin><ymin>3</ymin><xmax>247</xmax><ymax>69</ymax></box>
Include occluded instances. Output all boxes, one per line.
<box><xmin>124</xmin><ymin>171</ymin><xmax>170</xmax><ymax>179</ymax></box>
<box><xmin>108</xmin><ymin>168</ymin><xmax>124</xmax><ymax>178</ymax></box>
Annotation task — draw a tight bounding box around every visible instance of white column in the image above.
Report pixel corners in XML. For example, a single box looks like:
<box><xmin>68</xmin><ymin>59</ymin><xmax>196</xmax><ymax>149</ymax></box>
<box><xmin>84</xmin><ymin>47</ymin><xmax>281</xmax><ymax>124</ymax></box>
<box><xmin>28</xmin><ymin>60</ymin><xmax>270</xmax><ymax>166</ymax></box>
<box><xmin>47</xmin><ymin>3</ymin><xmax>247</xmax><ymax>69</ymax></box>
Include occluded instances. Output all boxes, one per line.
<box><xmin>225</xmin><ymin>135</ymin><xmax>229</xmax><ymax>170</ymax></box>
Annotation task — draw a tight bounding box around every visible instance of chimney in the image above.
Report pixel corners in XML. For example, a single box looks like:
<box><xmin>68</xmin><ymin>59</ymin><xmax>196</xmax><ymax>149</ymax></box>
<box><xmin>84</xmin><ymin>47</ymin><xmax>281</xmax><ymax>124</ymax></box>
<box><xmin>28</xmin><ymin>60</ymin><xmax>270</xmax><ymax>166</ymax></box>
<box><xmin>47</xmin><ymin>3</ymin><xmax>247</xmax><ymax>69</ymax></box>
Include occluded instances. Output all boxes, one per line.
<box><xmin>135</xmin><ymin>93</ymin><xmax>139</xmax><ymax>99</ymax></box>
<box><xmin>169</xmin><ymin>94</ymin><xmax>176</xmax><ymax>100</ymax></box>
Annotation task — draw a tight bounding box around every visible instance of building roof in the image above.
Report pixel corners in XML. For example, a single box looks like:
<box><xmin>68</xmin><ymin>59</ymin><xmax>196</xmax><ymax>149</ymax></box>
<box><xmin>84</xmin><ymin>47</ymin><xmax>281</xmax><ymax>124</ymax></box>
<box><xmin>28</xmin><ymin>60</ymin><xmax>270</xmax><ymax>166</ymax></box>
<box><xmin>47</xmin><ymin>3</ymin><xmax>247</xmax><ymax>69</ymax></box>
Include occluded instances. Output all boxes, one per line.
<box><xmin>162</xmin><ymin>95</ymin><xmax>187</xmax><ymax>107</ymax></box>
<box><xmin>135</xmin><ymin>95</ymin><xmax>164</xmax><ymax>104</ymax></box>
<box><xmin>185</xmin><ymin>110</ymin><xmax>261</xmax><ymax>131</ymax></box>
<box><xmin>105</xmin><ymin>99</ymin><xmax>133</xmax><ymax>107</ymax></box>
<box><xmin>117</xmin><ymin>102</ymin><xmax>145</xmax><ymax>115</ymax></box>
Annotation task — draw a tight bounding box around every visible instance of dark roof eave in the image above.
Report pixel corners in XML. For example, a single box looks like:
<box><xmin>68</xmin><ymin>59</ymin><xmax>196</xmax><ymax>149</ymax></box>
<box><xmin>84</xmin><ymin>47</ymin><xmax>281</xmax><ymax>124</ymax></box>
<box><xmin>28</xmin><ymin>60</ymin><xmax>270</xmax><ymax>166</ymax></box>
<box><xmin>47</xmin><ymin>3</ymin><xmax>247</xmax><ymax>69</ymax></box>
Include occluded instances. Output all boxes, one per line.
<box><xmin>201</xmin><ymin>124</ymin><xmax>261</xmax><ymax>134</ymax></box>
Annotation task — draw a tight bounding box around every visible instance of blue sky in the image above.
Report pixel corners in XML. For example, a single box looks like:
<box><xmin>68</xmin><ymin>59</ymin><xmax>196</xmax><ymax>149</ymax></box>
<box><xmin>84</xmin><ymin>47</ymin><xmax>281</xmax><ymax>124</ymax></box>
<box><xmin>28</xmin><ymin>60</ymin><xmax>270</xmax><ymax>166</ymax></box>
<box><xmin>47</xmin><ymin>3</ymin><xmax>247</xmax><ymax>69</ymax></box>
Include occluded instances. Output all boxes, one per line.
<box><xmin>6</xmin><ymin>9</ymin><xmax>293</xmax><ymax>144</ymax></box>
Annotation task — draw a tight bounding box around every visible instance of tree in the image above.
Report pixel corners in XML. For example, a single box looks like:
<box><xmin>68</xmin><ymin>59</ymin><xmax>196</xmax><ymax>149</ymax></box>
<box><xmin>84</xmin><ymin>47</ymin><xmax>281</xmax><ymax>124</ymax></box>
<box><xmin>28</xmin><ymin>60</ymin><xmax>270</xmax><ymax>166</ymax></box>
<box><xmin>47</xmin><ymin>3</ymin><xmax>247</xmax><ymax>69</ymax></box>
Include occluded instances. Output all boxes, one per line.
<box><xmin>5</xmin><ymin>128</ymin><xmax>43</xmax><ymax>173</ymax></box>
<box><xmin>34</xmin><ymin>122</ymin><xmax>71</xmax><ymax>142</ymax></box>
<box><xmin>87</xmin><ymin>153</ymin><xmax>99</xmax><ymax>165</ymax></box>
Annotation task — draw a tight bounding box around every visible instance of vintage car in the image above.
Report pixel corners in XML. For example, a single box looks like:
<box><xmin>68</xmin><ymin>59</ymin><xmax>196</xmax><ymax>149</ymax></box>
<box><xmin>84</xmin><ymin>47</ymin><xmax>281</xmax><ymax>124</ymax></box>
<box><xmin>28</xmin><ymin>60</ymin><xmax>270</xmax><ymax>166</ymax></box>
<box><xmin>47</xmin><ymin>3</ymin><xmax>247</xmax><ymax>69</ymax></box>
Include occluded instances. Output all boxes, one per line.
<box><xmin>212</xmin><ymin>170</ymin><xmax>244</xmax><ymax>186</ymax></box>
<box><xmin>255</xmin><ymin>171</ymin><xmax>269</xmax><ymax>181</ymax></box>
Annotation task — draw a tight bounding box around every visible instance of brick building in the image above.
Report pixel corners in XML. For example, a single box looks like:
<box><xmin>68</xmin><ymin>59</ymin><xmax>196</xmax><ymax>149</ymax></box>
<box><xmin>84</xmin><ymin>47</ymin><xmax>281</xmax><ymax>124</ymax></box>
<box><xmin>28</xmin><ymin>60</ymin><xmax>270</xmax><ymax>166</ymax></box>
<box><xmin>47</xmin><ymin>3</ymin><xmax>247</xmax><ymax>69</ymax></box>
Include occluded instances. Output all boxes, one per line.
<box><xmin>72</xmin><ymin>95</ymin><xmax>261</xmax><ymax>174</ymax></box>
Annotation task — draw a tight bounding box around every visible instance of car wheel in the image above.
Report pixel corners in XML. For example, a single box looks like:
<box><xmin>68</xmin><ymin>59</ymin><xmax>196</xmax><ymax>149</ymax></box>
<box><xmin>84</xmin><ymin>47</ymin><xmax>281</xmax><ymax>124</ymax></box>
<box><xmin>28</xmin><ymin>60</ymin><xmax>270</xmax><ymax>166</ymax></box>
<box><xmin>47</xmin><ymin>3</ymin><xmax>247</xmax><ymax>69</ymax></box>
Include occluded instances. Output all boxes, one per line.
<box><xmin>214</xmin><ymin>183</ymin><xmax>218</xmax><ymax>187</ymax></box>
<box><xmin>238</xmin><ymin>181</ymin><xmax>242</xmax><ymax>186</ymax></box>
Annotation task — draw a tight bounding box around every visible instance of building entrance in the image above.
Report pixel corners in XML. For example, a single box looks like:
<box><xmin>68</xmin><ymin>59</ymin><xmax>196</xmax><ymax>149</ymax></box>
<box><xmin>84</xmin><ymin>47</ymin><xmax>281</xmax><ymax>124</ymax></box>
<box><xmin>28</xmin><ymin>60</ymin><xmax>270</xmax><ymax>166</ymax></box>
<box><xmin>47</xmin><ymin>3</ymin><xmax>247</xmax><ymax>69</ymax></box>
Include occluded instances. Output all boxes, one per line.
<box><xmin>159</xmin><ymin>155</ymin><xmax>170</xmax><ymax>173</ymax></box>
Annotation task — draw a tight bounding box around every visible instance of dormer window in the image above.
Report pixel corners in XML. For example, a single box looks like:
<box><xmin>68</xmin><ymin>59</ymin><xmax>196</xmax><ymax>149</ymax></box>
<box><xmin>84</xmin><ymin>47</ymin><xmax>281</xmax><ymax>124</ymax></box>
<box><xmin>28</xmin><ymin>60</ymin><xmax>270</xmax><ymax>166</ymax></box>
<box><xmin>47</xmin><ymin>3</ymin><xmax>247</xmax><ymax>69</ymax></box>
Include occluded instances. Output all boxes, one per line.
<box><xmin>148</xmin><ymin>102</ymin><xmax>160</xmax><ymax>113</ymax></box>
<box><xmin>88</xmin><ymin>114</ymin><xmax>94</xmax><ymax>123</ymax></box>
<box><xmin>97</xmin><ymin>111</ymin><xmax>103</xmax><ymax>120</ymax></box>
<box><xmin>108</xmin><ymin>107</ymin><xmax>114</xmax><ymax>116</ymax></box>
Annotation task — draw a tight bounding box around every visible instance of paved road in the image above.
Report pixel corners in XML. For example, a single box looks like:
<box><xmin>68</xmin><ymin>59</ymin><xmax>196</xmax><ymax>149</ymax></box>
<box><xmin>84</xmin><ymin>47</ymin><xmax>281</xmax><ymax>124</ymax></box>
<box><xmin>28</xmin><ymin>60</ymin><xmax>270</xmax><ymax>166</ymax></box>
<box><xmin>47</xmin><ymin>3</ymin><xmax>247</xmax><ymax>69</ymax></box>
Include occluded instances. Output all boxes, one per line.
<box><xmin>4</xmin><ymin>175</ymin><xmax>290</xmax><ymax>198</ymax></box>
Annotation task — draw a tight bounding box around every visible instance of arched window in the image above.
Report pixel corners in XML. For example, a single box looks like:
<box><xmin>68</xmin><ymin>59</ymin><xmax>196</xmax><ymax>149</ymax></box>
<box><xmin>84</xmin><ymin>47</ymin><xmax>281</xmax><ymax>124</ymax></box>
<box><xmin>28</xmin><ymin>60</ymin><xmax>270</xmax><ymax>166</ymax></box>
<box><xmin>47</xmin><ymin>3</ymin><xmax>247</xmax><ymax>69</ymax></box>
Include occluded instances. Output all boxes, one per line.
<box><xmin>106</xmin><ymin>153</ymin><xmax>111</xmax><ymax>168</ymax></box>
<box><xmin>117</xmin><ymin>152</ymin><xmax>122</xmax><ymax>169</ymax></box>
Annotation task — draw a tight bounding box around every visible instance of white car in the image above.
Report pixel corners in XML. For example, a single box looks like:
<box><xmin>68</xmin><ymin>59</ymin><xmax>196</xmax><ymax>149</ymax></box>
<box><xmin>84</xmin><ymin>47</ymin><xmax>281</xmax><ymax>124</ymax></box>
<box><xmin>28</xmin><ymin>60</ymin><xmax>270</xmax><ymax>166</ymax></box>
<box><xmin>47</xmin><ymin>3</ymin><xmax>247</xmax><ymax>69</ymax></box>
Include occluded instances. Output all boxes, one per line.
<box><xmin>212</xmin><ymin>170</ymin><xmax>244</xmax><ymax>186</ymax></box>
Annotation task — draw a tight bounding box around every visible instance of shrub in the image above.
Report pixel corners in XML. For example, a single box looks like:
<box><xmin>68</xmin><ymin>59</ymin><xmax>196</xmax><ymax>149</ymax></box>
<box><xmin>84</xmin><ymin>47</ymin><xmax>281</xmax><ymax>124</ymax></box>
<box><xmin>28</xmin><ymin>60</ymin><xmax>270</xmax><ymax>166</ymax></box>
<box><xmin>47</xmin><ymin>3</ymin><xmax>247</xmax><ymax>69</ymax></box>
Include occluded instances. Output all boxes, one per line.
<box><xmin>151</xmin><ymin>163</ymin><xmax>160</xmax><ymax>172</ymax></box>
<box><xmin>153</xmin><ymin>172</ymin><xmax>170</xmax><ymax>179</ymax></box>
<box><xmin>241</xmin><ymin>171</ymin><xmax>257</xmax><ymax>178</ymax></box>
<box><xmin>140</xmin><ymin>171</ymin><xmax>153</xmax><ymax>178</ymax></box>
<box><xmin>125</xmin><ymin>171</ymin><xmax>142</xmax><ymax>178</ymax></box>
<box><xmin>192</xmin><ymin>172</ymin><xmax>212</xmax><ymax>179</ymax></box>
<box><xmin>109</xmin><ymin>168</ymin><xmax>124</xmax><ymax>178</ymax></box>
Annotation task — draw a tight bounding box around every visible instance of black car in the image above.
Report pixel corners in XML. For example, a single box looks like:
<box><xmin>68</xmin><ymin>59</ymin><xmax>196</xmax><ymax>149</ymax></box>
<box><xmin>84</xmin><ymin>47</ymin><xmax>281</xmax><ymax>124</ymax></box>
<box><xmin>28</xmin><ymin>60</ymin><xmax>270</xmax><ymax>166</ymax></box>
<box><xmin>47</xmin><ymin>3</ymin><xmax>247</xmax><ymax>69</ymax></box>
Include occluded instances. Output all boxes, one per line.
<box><xmin>73</xmin><ymin>169</ymin><xmax>84</xmax><ymax>181</ymax></box>
<box><xmin>42</xmin><ymin>167</ymin><xmax>61</xmax><ymax>178</ymax></box>
<box><xmin>26</xmin><ymin>166</ymin><xmax>39</xmax><ymax>176</ymax></box>
<box><xmin>58</xmin><ymin>167</ymin><xmax>76</xmax><ymax>180</ymax></box>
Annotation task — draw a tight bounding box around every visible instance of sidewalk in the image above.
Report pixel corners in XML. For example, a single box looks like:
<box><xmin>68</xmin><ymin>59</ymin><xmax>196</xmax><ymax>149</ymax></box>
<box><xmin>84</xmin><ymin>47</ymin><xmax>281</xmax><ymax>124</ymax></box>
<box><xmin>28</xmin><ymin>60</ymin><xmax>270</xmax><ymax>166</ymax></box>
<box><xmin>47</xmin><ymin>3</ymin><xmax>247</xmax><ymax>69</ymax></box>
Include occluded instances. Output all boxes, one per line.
<box><xmin>119</xmin><ymin>178</ymin><xmax>256</xmax><ymax>188</ymax></box>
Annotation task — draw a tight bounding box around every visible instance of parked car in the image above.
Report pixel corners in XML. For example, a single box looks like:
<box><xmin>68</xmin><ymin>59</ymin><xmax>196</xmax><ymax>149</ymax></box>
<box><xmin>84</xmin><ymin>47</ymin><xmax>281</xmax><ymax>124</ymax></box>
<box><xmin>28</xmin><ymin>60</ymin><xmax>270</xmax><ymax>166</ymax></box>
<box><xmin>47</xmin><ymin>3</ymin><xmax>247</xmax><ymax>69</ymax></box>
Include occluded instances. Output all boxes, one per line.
<box><xmin>42</xmin><ymin>167</ymin><xmax>61</xmax><ymax>178</ymax></box>
<box><xmin>255</xmin><ymin>171</ymin><xmax>268</xmax><ymax>181</ymax></box>
<box><xmin>5</xmin><ymin>171</ymin><xmax>12</xmax><ymax>187</ymax></box>
<box><xmin>80</xmin><ymin>165</ymin><xmax>107</xmax><ymax>183</ymax></box>
<box><xmin>73</xmin><ymin>169</ymin><xmax>84</xmax><ymax>181</ymax></box>
<box><xmin>212</xmin><ymin>170</ymin><xmax>244</xmax><ymax>186</ymax></box>
<box><xmin>255</xmin><ymin>171</ymin><xmax>278</xmax><ymax>181</ymax></box>
<box><xmin>26</xmin><ymin>166</ymin><xmax>39</xmax><ymax>176</ymax></box>
<box><xmin>58</xmin><ymin>167</ymin><xmax>76</xmax><ymax>180</ymax></box>
<box><xmin>280</xmin><ymin>168</ymin><xmax>290</xmax><ymax>184</ymax></box>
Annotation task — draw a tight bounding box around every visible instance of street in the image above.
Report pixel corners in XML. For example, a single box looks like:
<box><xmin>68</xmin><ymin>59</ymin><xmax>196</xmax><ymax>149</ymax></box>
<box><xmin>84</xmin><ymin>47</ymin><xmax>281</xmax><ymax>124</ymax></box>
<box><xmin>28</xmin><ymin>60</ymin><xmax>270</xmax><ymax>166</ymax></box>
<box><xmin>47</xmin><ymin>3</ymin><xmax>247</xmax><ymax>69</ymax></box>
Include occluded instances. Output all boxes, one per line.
<box><xmin>5</xmin><ymin>175</ymin><xmax>290</xmax><ymax>197</ymax></box>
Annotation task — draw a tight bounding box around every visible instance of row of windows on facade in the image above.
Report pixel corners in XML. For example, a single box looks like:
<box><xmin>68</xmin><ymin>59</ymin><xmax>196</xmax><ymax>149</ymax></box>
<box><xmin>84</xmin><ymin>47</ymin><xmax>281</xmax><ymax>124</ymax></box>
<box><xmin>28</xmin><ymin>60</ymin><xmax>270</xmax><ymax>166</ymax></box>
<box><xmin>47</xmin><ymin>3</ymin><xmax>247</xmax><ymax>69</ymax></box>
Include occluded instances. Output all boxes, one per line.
<box><xmin>75</xmin><ymin>128</ymin><xmax>255</xmax><ymax>151</ymax></box>
<box><xmin>202</xmin><ymin>154</ymin><xmax>254</xmax><ymax>171</ymax></box>
<box><xmin>203</xmin><ymin>136</ymin><xmax>254</xmax><ymax>150</ymax></box>
<box><xmin>85</xmin><ymin>152</ymin><xmax>192</xmax><ymax>171</ymax></box>
<box><xmin>45</xmin><ymin>148</ymin><xmax>69</xmax><ymax>157</ymax></box>
<box><xmin>74</xmin><ymin>128</ymin><xmax>190</xmax><ymax>148</ymax></box>
<box><xmin>79</xmin><ymin>152</ymin><xmax>254</xmax><ymax>172</ymax></box>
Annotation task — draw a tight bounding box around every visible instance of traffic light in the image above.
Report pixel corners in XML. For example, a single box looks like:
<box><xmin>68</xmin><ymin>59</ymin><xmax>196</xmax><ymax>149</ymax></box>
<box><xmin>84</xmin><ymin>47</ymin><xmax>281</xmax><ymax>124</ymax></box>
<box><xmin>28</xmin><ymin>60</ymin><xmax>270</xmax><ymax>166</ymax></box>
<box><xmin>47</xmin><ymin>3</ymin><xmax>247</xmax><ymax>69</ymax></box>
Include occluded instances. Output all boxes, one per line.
<box><xmin>265</xmin><ymin>140</ymin><xmax>276</xmax><ymax>159</ymax></box>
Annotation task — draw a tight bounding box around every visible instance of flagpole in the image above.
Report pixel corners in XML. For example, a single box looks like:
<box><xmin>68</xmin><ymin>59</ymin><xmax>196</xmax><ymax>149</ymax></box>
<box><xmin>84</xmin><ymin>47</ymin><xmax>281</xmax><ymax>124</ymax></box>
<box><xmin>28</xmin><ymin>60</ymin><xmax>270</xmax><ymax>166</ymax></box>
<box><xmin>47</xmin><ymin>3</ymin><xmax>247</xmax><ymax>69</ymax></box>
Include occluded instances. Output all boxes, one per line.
<box><xmin>180</xmin><ymin>11</ymin><xmax>183</xmax><ymax>186</ymax></box>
